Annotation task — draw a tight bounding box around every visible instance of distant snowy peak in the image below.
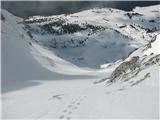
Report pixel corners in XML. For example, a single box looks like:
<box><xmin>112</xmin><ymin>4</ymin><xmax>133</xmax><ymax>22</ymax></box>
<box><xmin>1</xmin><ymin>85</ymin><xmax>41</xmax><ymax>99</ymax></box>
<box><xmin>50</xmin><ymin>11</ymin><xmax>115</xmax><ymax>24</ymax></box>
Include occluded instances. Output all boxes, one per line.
<box><xmin>24</xmin><ymin>5</ymin><xmax>160</xmax><ymax>31</ymax></box>
<box><xmin>23</xmin><ymin>5</ymin><xmax>160</xmax><ymax>46</ymax></box>
<box><xmin>2</xmin><ymin>5</ymin><xmax>160</xmax><ymax>70</ymax></box>
<box><xmin>20</xmin><ymin>5</ymin><xmax>160</xmax><ymax>69</ymax></box>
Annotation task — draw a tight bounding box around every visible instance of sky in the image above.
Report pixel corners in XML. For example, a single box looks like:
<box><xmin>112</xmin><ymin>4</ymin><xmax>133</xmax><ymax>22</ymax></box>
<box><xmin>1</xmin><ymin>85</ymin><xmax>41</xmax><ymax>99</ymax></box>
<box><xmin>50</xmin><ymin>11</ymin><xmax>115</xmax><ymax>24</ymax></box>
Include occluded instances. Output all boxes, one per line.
<box><xmin>2</xmin><ymin>1</ymin><xmax>160</xmax><ymax>18</ymax></box>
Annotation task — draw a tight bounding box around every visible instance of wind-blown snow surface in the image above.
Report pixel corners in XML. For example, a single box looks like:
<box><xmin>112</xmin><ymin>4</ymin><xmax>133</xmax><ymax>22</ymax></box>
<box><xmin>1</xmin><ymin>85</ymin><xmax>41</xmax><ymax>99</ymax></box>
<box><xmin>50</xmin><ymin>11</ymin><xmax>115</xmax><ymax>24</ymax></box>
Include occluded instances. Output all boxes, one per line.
<box><xmin>1</xmin><ymin>5</ymin><xmax>160</xmax><ymax>119</ymax></box>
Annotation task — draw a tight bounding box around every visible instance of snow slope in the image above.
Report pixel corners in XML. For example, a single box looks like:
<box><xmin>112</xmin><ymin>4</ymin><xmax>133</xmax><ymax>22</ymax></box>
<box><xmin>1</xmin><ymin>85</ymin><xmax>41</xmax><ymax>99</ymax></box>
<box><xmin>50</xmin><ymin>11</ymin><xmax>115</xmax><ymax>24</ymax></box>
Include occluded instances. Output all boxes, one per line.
<box><xmin>1</xmin><ymin>5</ymin><xmax>160</xmax><ymax>119</ymax></box>
<box><xmin>1</xmin><ymin>10</ymin><xmax>57</xmax><ymax>92</ymax></box>
<box><xmin>1</xmin><ymin>10</ymin><xmax>107</xmax><ymax>93</ymax></box>
<box><xmin>24</xmin><ymin>5</ymin><xmax>159</xmax><ymax>69</ymax></box>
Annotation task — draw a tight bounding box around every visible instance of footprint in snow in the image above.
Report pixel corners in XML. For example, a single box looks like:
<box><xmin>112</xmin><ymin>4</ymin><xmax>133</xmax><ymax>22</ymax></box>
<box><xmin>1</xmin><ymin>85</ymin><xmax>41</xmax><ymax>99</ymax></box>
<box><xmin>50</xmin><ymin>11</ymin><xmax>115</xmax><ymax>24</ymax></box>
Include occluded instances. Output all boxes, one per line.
<box><xmin>67</xmin><ymin>117</ymin><xmax>71</xmax><ymax>120</ymax></box>
<box><xmin>48</xmin><ymin>94</ymin><xmax>65</xmax><ymax>100</ymax></box>
<box><xmin>105</xmin><ymin>91</ymin><xmax>111</xmax><ymax>94</ymax></box>
<box><xmin>77</xmin><ymin>102</ymin><xmax>80</xmax><ymax>105</ymax></box>
<box><xmin>73</xmin><ymin>106</ymin><xmax>77</xmax><ymax>110</ymax></box>
<box><xmin>62</xmin><ymin>109</ymin><xmax>67</xmax><ymax>113</ymax></box>
<box><xmin>67</xmin><ymin>105</ymin><xmax>73</xmax><ymax>108</ymax></box>
<box><xmin>59</xmin><ymin>115</ymin><xmax>65</xmax><ymax>119</ymax></box>
<box><xmin>58</xmin><ymin>96</ymin><xmax>86</xmax><ymax>119</ymax></box>
<box><xmin>68</xmin><ymin>111</ymin><xmax>72</xmax><ymax>114</ymax></box>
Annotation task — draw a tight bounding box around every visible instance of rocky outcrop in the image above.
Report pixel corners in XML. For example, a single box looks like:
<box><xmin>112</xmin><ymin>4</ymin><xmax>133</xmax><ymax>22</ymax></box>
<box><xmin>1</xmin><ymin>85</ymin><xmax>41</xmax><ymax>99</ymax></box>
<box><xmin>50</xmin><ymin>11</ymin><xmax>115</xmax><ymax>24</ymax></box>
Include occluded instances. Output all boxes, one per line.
<box><xmin>144</xmin><ymin>54</ymin><xmax>160</xmax><ymax>66</ymax></box>
<box><xmin>108</xmin><ymin>56</ymin><xmax>140</xmax><ymax>82</ymax></box>
<box><xmin>97</xmin><ymin>54</ymin><xmax>160</xmax><ymax>85</ymax></box>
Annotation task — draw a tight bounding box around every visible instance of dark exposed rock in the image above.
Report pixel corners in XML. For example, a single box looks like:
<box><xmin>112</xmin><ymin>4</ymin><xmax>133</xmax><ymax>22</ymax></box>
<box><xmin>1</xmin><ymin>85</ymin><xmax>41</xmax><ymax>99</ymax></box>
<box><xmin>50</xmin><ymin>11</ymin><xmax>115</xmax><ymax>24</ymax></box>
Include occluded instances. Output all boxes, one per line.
<box><xmin>125</xmin><ymin>12</ymin><xmax>143</xmax><ymax>19</ymax></box>
<box><xmin>130</xmin><ymin>25</ymin><xmax>139</xmax><ymax>31</ymax></box>
<box><xmin>145</xmin><ymin>54</ymin><xmax>160</xmax><ymax>66</ymax></box>
<box><xmin>130</xmin><ymin>73</ymin><xmax>150</xmax><ymax>87</ymax></box>
<box><xmin>149</xmin><ymin>19</ymin><xmax>155</xmax><ymax>23</ymax></box>
<box><xmin>119</xmin><ymin>25</ymin><xmax>126</xmax><ymax>28</ymax></box>
<box><xmin>1</xmin><ymin>13</ymin><xmax>5</xmax><ymax>21</ymax></box>
<box><xmin>108</xmin><ymin>56</ymin><xmax>140</xmax><ymax>82</ymax></box>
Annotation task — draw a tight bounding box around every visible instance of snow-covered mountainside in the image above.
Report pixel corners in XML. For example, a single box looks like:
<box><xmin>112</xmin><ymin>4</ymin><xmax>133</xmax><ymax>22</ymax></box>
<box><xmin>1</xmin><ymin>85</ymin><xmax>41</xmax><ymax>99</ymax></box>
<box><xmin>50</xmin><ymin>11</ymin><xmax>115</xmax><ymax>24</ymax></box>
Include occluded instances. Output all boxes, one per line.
<box><xmin>23</xmin><ymin>5</ymin><xmax>159</xmax><ymax>69</ymax></box>
<box><xmin>1</xmin><ymin>5</ymin><xmax>160</xmax><ymax>119</ymax></box>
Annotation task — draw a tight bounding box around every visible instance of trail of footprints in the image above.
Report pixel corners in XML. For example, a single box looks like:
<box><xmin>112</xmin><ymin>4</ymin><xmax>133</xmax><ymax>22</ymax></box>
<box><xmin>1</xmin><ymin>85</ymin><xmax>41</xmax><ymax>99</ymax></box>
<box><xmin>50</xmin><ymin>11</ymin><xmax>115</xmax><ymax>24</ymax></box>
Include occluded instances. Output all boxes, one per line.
<box><xmin>58</xmin><ymin>96</ymin><xmax>87</xmax><ymax>120</ymax></box>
